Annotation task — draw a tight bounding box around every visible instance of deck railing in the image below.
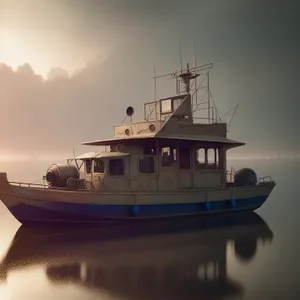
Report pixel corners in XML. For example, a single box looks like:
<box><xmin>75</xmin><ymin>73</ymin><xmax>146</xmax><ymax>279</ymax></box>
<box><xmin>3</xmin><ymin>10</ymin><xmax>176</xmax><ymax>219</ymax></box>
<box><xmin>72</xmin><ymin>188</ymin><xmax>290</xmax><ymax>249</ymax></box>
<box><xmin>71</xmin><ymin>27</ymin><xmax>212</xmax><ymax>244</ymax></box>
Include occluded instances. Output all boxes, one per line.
<box><xmin>8</xmin><ymin>173</ymin><xmax>272</xmax><ymax>189</ymax></box>
<box><xmin>9</xmin><ymin>181</ymin><xmax>48</xmax><ymax>188</ymax></box>
<box><xmin>226</xmin><ymin>168</ymin><xmax>273</xmax><ymax>185</ymax></box>
<box><xmin>226</xmin><ymin>167</ymin><xmax>236</xmax><ymax>183</ymax></box>
<box><xmin>258</xmin><ymin>176</ymin><xmax>273</xmax><ymax>183</ymax></box>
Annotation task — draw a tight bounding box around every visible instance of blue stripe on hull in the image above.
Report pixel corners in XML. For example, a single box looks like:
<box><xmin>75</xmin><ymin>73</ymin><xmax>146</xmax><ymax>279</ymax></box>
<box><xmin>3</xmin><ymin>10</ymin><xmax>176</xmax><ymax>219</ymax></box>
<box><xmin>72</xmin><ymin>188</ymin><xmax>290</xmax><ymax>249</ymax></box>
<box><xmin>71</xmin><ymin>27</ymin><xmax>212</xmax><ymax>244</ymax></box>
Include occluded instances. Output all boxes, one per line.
<box><xmin>6</xmin><ymin>195</ymin><xmax>269</xmax><ymax>223</ymax></box>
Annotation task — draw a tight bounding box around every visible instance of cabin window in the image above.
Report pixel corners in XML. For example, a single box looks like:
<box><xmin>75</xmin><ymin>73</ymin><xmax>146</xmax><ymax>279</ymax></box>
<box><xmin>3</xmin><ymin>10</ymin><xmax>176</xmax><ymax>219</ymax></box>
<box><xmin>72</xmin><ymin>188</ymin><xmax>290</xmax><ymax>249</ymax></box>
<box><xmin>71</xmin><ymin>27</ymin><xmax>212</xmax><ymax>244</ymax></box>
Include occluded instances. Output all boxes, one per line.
<box><xmin>139</xmin><ymin>156</ymin><xmax>155</xmax><ymax>174</ymax></box>
<box><xmin>215</xmin><ymin>148</ymin><xmax>219</xmax><ymax>167</ymax></box>
<box><xmin>179</xmin><ymin>147</ymin><xmax>190</xmax><ymax>169</ymax></box>
<box><xmin>195</xmin><ymin>148</ymin><xmax>219</xmax><ymax>169</ymax></box>
<box><xmin>207</xmin><ymin>148</ymin><xmax>218</xmax><ymax>169</ymax></box>
<box><xmin>161</xmin><ymin>146</ymin><xmax>177</xmax><ymax>166</ymax></box>
<box><xmin>109</xmin><ymin>159</ymin><xmax>124</xmax><ymax>176</ymax></box>
<box><xmin>94</xmin><ymin>159</ymin><xmax>105</xmax><ymax>173</ymax></box>
<box><xmin>173</xmin><ymin>148</ymin><xmax>177</xmax><ymax>161</ymax></box>
<box><xmin>207</xmin><ymin>149</ymin><xmax>214</xmax><ymax>165</ymax></box>
<box><xmin>161</xmin><ymin>99</ymin><xmax>172</xmax><ymax>114</ymax></box>
<box><xmin>86</xmin><ymin>159</ymin><xmax>92</xmax><ymax>174</ymax></box>
<box><xmin>196</xmin><ymin>148</ymin><xmax>206</xmax><ymax>168</ymax></box>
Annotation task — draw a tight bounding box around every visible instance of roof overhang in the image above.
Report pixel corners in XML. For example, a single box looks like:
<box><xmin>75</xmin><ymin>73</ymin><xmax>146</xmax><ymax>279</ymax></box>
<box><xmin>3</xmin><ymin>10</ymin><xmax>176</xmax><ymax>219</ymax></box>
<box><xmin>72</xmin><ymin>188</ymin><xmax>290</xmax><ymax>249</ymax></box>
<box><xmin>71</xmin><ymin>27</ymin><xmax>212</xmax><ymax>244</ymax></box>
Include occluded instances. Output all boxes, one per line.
<box><xmin>82</xmin><ymin>135</ymin><xmax>245</xmax><ymax>149</ymax></box>
<box><xmin>68</xmin><ymin>152</ymin><xmax>131</xmax><ymax>160</ymax></box>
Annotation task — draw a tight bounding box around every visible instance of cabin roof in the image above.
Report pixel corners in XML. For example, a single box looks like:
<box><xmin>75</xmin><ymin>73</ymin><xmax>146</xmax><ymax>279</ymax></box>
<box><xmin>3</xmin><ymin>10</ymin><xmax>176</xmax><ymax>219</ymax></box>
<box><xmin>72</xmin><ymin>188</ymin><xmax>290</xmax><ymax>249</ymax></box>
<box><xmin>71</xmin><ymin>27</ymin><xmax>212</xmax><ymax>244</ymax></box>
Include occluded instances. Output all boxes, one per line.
<box><xmin>156</xmin><ymin>134</ymin><xmax>245</xmax><ymax>146</ymax></box>
<box><xmin>82</xmin><ymin>135</ymin><xmax>245</xmax><ymax>147</ymax></box>
<box><xmin>75</xmin><ymin>152</ymin><xmax>97</xmax><ymax>160</ymax></box>
<box><xmin>82</xmin><ymin>135</ymin><xmax>155</xmax><ymax>146</ymax></box>
<box><xmin>74</xmin><ymin>152</ymin><xmax>131</xmax><ymax>160</ymax></box>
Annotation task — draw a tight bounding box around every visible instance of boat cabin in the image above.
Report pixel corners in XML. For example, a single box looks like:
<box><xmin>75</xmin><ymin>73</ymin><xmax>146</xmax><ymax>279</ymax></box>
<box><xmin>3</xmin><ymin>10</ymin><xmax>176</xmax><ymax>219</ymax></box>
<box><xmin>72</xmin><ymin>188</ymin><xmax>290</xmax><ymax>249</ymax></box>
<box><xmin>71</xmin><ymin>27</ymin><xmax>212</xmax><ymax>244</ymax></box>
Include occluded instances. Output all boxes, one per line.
<box><xmin>69</xmin><ymin>91</ymin><xmax>244</xmax><ymax>192</ymax></box>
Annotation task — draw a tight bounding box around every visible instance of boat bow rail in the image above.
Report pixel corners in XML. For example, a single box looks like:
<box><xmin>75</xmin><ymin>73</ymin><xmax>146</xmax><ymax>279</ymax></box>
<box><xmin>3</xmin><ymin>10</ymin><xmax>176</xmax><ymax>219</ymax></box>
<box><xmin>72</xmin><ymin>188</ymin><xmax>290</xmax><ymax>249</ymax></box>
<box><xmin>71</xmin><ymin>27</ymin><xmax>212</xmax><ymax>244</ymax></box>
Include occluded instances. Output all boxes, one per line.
<box><xmin>9</xmin><ymin>181</ymin><xmax>48</xmax><ymax>188</ymax></box>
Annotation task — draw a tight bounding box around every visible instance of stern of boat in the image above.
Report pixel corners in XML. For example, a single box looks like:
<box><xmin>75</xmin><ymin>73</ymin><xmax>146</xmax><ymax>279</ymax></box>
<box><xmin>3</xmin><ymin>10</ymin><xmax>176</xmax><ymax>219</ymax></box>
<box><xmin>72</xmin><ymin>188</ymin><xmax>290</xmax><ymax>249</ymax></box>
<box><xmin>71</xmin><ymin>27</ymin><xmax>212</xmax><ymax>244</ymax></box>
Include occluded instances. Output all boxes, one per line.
<box><xmin>225</xmin><ymin>168</ymin><xmax>276</xmax><ymax>211</ymax></box>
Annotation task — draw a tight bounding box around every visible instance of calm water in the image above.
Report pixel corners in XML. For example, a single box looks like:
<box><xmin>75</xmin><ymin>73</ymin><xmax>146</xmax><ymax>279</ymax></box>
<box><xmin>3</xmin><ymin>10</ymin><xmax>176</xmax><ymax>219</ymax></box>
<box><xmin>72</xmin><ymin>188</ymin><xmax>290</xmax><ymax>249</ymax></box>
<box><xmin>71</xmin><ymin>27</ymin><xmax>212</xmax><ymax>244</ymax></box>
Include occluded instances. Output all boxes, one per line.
<box><xmin>0</xmin><ymin>159</ymin><xmax>298</xmax><ymax>300</ymax></box>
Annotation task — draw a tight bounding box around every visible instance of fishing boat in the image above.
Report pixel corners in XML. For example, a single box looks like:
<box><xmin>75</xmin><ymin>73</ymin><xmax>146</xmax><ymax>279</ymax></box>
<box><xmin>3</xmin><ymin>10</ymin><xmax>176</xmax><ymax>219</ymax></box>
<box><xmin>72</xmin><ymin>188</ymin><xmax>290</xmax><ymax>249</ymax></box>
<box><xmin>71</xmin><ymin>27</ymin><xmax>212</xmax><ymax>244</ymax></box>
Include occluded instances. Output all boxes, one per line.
<box><xmin>0</xmin><ymin>61</ymin><xmax>276</xmax><ymax>224</ymax></box>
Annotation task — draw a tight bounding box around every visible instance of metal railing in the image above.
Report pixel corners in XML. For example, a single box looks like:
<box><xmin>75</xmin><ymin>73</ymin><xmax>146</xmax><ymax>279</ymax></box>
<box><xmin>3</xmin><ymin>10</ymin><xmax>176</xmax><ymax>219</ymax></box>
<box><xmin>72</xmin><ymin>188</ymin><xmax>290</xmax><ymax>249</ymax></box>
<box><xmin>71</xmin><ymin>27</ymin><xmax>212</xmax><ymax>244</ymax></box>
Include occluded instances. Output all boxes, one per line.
<box><xmin>258</xmin><ymin>176</ymin><xmax>273</xmax><ymax>183</ymax></box>
<box><xmin>9</xmin><ymin>178</ymin><xmax>89</xmax><ymax>190</ymax></box>
<box><xmin>226</xmin><ymin>170</ymin><xmax>273</xmax><ymax>185</ymax></box>
<box><xmin>9</xmin><ymin>181</ymin><xmax>48</xmax><ymax>188</ymax></box>
<box><xmin>226</xmin><ymin>167</ymin><xmax>236</xmax><ymax>183</ymax></box>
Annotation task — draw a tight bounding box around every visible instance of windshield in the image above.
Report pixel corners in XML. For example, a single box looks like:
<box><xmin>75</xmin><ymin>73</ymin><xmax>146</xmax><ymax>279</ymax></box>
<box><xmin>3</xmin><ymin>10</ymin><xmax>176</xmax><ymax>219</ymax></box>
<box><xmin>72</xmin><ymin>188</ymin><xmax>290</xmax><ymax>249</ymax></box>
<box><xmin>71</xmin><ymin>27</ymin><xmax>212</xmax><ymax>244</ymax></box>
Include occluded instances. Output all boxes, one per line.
<box><xmin>94</xmin><ymin>158</ymin><xmax>105</xmax><ymax>173</ymax></box>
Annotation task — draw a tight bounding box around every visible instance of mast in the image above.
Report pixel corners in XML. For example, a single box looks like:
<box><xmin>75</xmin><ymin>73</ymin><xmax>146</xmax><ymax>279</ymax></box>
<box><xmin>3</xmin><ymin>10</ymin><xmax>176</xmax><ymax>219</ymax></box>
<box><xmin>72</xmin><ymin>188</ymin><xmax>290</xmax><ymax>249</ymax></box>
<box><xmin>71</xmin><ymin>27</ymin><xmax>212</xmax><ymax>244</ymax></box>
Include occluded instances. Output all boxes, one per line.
<box><xmin>179</xmin><ymin>63</ymin><xmax>194</xmax><ymax>94</ymax></box>
<box><xmin>151</xmin><ymin>58</ymin><xmax>213</xmax><ymax>123</ymax></box>
<box><xmin>207</xmin><ymin>69</ymin><xmax>211</xmax><ymax>123</ymax></box>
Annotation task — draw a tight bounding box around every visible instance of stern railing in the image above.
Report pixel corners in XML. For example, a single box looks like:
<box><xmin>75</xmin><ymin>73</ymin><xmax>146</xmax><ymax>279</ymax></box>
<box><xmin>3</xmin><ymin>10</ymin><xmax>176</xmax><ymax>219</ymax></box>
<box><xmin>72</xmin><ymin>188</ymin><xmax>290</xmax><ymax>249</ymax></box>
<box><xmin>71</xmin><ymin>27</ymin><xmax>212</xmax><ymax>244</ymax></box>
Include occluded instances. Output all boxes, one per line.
<box><xmin>226</xmin><ymin>167</ymin><xmax>236</xmax><ymax>183</ymax></box>
<box><xmin>258</xmin><ymin>176</ymin><xmax>273</xmax><ymax>183</ymax></box>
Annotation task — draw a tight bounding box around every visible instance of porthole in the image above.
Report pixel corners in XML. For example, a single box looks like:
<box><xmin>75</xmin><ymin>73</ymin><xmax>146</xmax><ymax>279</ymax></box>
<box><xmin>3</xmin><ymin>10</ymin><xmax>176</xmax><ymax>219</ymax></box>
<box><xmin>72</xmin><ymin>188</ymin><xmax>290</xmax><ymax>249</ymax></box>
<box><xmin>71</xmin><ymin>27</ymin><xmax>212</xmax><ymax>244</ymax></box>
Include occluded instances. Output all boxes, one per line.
<box><xmin>116</xmin><ymin>144</ymin><xmax>125</xmax><ymax>152</ymax></box>
<box><xmin>149</xmin><ymin>124</ymin><xmax>156</xmax><ymax>132</ymax></box>
<box><xmin>125</xmin><ymin>129</ymin><xmax>130</xmax><ymax>136</ymax></box>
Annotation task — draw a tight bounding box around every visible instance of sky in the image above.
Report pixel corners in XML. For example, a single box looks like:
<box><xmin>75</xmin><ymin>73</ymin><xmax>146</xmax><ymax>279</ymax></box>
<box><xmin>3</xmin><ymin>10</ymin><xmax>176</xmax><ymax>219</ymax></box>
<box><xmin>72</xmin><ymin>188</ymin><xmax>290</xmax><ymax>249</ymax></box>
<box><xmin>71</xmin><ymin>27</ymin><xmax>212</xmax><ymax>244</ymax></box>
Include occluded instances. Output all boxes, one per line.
<box><xmin>0</xmin><ymin>0</ymin><xmax>299</xmax><ymax>164</ymax></box>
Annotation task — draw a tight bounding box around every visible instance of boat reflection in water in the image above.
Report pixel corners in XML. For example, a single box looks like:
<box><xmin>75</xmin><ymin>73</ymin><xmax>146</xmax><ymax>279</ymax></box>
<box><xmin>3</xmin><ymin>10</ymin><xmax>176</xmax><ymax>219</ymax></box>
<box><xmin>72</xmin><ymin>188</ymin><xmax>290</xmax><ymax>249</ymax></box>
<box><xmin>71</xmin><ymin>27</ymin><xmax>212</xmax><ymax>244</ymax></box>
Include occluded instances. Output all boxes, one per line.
<box><xmin>0</xmin><ymin>212</ymin><xmax>273</xmax><ymax>299</ymax></box>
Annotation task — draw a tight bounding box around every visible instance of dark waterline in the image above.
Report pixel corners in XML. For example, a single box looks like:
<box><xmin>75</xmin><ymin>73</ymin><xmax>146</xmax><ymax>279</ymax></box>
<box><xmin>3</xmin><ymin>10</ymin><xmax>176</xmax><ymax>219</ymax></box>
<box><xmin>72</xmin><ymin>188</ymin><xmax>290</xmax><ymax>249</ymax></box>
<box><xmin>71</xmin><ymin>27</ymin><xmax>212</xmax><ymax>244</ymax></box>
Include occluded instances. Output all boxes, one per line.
<box><xmin>0</xmin><ymin>160</ymin><xmax>298</xmax><ymax>299</ymax></box>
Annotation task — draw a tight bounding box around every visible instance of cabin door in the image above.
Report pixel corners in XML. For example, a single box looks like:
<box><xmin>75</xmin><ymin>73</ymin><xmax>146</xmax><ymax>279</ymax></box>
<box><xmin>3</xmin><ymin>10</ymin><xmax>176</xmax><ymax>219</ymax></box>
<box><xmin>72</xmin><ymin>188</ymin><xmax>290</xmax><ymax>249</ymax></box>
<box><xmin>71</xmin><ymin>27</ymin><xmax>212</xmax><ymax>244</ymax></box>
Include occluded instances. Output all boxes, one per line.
<box><xmin>179</xmin><ymin>146</ymin><xmax>192</xmax><ymax>188</ymax></box>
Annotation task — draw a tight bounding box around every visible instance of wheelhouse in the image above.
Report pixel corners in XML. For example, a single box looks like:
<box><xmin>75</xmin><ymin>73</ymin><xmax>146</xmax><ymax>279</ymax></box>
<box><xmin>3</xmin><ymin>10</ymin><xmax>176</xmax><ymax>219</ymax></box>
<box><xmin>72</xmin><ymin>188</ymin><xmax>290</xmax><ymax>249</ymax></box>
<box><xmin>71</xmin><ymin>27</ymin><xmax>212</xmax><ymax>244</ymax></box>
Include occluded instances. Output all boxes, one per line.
<box><xmin>67</xmin><ymin>63</ymin><xmax>244</xmax><ymax>192</ymax></box>
<box><xmin>68</xmin><ymin>134</ymin><xmax>241</xmax><ymax>192</ymax></box>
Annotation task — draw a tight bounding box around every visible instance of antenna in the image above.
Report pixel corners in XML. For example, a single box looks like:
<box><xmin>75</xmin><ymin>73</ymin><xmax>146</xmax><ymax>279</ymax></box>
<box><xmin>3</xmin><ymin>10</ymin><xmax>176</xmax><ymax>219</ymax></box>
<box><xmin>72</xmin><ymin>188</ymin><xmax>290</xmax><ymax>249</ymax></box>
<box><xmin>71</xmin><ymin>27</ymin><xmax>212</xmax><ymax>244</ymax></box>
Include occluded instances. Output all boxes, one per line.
<box><xmin>215</xmin><ymin>104</ymin><xmax>240</xmax><ymax>131</ymax></box>
<box><xmin>228</xmin><ymin>104</ymin><xmax>239</xmax><ymax>131</ymax></box>
<box><xmin>175</xmin><ymin>67</ymin><xmax>179</xmax><ymax>95</ymax></box>
<box><xmin>207</xmin><ymin>69</ymin><xmax>211</xmax><ymax>124</ymax></box>
<box><xmin>153</xmin><ymin>43</ymin><xmax>216</xmax><ymax>125</ymax></box>
<box><xmin>193</xmin><ymin>40</ymin><xmax>196</xmax><ymax>69</ymax></box>
<box><xmin>179</xmin><ymin>41</ymin><xmax>183</xmax><ymax>72</ymax></box>
<box><xmin>153</xmin><ymin>64</ymin><xmax>157</xmax><ymax>100</ymax></box>
<box><xmin>193</xmin><ymin>40</ymin><xmax>198</xmax><ymax>105</ymax></box>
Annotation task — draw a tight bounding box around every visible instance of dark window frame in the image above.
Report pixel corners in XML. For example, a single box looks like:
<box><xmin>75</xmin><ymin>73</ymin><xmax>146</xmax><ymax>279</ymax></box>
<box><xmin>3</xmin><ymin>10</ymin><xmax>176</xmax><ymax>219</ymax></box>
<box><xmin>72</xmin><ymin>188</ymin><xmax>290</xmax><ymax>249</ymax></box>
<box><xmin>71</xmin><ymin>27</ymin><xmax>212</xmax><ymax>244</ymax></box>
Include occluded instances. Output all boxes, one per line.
<box><xmin>86</xmin><ymin>159</ymin><xmax>92</xmax><ymax>174</ymax></box>
<box><xmin>109</xmin><ymin>158</ymin><xmax>125</xmax><ymax>176</ymax></box>
<box><xmin>94</xmin><ymin>158</ymin><xmax>105</xmax><ymax>173</ymax></box>
<box><xmin>160</xmin><ymin>146</ymin><xmax>177</xmax><ymax>167</ymax></box>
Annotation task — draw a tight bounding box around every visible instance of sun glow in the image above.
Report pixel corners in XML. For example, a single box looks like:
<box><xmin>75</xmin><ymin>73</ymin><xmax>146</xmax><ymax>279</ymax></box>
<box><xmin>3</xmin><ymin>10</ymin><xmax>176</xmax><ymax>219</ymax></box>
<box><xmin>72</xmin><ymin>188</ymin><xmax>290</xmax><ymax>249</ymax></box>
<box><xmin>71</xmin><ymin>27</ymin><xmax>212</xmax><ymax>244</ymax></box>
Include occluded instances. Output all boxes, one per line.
<box><xmin>0</xmin><ymin>30</ymin><xmax>23</xmax><ymax>66</ymax></box>
<box><xmin>0</xmin><ymin>28</ymin><xmax>108</xmax><ymax>79</ymax></box>
<box><xmin>0</xmin><ymin>29</ymin><xmax>49</xmax><ymax>76</ymax></box>
<box><xmin>0</xmin><ymin>285</ymin><xmax>10</xmax><ymax>300</ymax></box>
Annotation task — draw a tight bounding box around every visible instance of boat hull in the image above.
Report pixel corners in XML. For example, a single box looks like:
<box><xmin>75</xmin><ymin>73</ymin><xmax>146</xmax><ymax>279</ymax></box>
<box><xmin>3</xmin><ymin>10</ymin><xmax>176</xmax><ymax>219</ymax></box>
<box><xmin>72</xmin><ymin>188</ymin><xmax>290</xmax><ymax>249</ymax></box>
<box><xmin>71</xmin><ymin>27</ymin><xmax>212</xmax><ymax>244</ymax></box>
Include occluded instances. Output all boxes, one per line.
<box><xmin>0</xmin><ymin>172</ymin><xmax>276</xmax><ymax>224</ymax></box>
